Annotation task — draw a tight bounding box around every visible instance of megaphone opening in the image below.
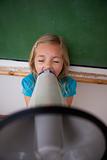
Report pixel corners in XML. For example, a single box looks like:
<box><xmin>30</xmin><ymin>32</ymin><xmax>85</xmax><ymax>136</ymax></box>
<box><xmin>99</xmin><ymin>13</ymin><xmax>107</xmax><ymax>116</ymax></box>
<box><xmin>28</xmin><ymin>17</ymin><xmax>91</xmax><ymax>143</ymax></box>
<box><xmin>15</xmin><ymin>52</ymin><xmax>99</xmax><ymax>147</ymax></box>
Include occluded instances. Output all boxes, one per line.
<box><xmin>0</xmin><ymin>106</ymin><xmax>107</xmax><ymax>160</ymax></box>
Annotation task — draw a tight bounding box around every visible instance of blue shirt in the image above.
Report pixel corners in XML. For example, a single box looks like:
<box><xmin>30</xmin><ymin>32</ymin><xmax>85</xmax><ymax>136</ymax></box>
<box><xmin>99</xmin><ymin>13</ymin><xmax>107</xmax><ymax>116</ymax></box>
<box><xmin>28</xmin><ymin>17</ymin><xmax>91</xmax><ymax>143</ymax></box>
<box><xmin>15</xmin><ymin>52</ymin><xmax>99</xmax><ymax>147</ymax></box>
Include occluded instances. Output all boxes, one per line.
<box><xmin>22</xmin><ymin>73</ymin><xmax>77</xmax><ymax>97</ymax></box>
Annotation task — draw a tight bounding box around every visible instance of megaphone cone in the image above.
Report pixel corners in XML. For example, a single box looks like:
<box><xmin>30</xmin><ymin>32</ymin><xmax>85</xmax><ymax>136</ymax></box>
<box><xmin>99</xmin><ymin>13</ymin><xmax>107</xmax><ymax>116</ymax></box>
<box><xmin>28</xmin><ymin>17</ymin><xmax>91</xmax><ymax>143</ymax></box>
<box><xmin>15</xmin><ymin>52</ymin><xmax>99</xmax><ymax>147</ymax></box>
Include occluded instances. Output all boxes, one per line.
<box><xmin>29</xmin><ymin>70</ymin><xmax>64</xmax><ymax>107</ymax></box>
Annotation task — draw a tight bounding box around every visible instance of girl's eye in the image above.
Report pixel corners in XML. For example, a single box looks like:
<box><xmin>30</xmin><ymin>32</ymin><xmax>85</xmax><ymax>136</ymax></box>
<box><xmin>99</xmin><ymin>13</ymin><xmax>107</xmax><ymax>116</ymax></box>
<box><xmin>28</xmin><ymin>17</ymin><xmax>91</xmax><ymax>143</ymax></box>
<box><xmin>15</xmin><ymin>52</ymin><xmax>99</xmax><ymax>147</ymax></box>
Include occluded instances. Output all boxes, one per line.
<box><xmin>53</xmin><ymin>58</ymin><xmax>62</xmax><ymax>64</ymax></box>
<box><xmin>53</xmin><ymin>60</ymin><xmax>60</xmax><ymax>63</ymax></box>
<box><xmin>38</xmin><ymin>59</ymin><xmax>44</xmax><ymax>62</ymax></box>
<box><xmin>53</xmin><ymin>59</ymin><xmax>61</xmax><ymax>63</ymax></box>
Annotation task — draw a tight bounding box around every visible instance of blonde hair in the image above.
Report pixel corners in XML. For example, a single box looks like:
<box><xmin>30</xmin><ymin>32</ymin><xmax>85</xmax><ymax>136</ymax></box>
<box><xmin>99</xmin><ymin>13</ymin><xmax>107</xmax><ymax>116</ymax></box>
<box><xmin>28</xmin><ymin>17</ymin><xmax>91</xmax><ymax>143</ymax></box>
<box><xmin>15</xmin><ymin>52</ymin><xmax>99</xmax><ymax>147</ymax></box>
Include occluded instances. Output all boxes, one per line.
<box><xmin>29</xmin><ymin>33</ymin><xmax>70</xmax><ymax>78</ymax></box>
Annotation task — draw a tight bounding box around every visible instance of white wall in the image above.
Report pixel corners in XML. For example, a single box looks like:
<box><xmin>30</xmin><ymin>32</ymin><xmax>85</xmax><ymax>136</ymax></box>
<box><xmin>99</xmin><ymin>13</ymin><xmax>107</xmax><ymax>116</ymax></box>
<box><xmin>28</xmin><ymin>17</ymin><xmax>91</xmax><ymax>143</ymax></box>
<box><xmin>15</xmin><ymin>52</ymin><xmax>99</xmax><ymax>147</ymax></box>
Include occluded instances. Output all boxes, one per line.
<box><xmin>0</xmin><ymin>74</ymin><xmax>107</xmax><ymax>125</ymax></box>
<box><xmin>0</xmin><ymin>75</ymin><xmax>26</xmax><ymax>114</ymax></box>
<box><xmin>73</xmin><ymin>82</ymin><xmax>107</xmax><ymax>125</ymax></box>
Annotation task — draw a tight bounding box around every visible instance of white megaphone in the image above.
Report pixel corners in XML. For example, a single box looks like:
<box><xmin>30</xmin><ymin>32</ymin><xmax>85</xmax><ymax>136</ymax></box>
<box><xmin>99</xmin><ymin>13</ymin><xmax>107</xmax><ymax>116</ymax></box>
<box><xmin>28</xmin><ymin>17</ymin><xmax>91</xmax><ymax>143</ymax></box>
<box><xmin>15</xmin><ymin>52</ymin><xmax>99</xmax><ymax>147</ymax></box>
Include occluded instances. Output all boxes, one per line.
<box><xmin>29</xmin><ymin>70</ymin><xmax>64</xmax><ymax>159</ymax></box>
<box><xmin>29</xmin><ymin>69</ymin><xmax>64</xmax><ymax>107</ymax></box>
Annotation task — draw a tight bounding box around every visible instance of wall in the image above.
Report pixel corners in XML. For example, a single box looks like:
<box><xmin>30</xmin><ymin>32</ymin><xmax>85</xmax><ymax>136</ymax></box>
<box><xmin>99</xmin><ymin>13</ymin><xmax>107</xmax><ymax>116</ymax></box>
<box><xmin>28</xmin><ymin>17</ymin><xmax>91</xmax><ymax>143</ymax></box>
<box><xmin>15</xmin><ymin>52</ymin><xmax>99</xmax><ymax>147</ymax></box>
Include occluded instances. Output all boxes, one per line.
<box><xmin>0</xmin><ymin>75</ymin><xmax>26</xmax><ymax>114</ymax></box>
<box><xmin>0</xmin><ymin>74</ymin><xmax>107</xmax><ymax>125</ymax></box>
<box><xmin>73</xmin><ymin>82</ymin><xmax>107</xmax><ymax>125</ymax></box>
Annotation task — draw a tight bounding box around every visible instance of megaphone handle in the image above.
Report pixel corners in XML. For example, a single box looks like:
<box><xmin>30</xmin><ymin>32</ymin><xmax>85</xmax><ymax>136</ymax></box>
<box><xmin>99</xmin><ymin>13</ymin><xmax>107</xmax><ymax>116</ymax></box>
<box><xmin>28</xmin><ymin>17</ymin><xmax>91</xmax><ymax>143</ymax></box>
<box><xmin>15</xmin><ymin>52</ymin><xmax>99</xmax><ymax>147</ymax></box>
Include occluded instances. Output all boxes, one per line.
<box><xmin>34</xmin><ymin>115</ymin><xmax>63</xmax><ymax>153</ymax></box>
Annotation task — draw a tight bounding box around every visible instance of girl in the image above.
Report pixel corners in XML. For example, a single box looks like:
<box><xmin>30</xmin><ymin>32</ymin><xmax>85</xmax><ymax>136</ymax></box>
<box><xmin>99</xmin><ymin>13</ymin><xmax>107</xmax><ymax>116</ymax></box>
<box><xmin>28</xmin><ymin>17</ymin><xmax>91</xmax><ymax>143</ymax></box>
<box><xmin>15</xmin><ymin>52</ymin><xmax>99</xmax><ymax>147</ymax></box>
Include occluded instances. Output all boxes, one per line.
<box><xmin>22</xmin><ymin>33</ymin><xmax>77</xmax><ymax>107</ymax></box>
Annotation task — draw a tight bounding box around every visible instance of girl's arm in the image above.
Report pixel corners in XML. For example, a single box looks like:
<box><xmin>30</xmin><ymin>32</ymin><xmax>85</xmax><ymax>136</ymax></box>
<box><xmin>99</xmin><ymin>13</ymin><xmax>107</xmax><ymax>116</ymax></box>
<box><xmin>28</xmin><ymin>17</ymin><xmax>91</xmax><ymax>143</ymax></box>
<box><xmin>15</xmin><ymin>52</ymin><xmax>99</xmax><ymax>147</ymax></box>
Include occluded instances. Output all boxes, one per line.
<box><xmin>24</xmin><ymin>96</ymin><xmax>30</xmax><ymax>107</ymax></box>
<box><xmin>64</xmin><ymin>96</ymin><xmax>73</xmax><ymax>107</ymax></box>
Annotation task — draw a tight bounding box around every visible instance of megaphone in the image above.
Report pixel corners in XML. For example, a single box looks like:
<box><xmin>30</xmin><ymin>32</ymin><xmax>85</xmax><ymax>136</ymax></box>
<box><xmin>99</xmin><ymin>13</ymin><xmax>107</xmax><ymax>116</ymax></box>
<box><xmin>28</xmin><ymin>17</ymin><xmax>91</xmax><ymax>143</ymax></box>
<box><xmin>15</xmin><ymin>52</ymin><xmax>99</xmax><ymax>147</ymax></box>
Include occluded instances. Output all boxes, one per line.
<box><xmin>28</xmin><ymin>70</ymin><xmax>64</xmax><ymax>159</ymax></box>
<box><xmin>29</xmin><ymin>69</ymin><xmax>64</xmax><ymax>107</ymax></box>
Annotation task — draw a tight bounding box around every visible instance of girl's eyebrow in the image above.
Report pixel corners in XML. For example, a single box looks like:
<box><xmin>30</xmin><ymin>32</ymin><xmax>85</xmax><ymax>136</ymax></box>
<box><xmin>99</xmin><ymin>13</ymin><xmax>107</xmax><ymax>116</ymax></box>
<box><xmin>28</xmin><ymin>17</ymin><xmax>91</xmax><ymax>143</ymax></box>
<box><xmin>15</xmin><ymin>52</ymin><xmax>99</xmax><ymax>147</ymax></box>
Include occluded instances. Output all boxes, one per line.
<box><xmin>37</xmin><ymin>55</ymin><xmax>45</xmax><ymax>57</ymax></box>
<box><xmin>53</xmin><ymin>56</ymin><xmax>62</xmax><ymax>59</ymax></box>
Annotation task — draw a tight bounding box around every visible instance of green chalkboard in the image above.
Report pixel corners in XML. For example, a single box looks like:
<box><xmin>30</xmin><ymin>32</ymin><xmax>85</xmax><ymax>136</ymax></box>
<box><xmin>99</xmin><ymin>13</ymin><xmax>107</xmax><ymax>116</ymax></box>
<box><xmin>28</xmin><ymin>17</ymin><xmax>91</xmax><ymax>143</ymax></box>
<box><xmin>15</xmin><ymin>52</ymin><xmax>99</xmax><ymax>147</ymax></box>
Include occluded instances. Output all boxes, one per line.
<box><xmin>0</xmin><ymin>0</ymin><xmax>107</xmax><ymax>68</ymax></box>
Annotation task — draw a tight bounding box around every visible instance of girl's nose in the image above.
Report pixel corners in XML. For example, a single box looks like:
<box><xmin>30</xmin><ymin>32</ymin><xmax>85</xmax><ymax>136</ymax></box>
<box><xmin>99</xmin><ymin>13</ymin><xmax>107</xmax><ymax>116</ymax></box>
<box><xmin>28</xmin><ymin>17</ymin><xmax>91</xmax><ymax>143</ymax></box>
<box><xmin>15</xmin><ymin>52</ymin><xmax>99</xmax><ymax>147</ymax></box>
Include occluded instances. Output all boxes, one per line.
<box><xmin>43</xmin><ymin>61</ymin><xmax>52</xmax><ymax>71</ymax></box>
<box><xmin>45</xmin><ymin>63</ymin><xmax>52</xmax><ymax>70</ymax></box>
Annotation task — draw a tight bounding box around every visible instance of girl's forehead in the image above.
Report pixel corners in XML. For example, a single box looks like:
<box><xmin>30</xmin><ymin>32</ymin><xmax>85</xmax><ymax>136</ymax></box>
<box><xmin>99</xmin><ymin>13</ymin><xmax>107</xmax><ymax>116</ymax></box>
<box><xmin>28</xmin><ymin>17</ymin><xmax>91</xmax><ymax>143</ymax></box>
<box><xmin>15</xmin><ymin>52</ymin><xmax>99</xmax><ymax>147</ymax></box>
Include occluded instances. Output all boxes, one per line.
<box><xmin>35</xmin><ymin>43</ymin><xmax>64</xmax><ymax>56</ymax></box>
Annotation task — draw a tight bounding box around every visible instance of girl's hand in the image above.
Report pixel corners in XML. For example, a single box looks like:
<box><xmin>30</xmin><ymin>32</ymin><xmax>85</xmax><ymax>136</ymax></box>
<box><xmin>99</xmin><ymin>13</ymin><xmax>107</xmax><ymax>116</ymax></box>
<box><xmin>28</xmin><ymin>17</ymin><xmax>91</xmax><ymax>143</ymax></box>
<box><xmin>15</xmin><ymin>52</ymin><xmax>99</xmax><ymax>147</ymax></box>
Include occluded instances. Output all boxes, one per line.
<box><xmin>64</xmin><ymin>97</ymin><xmax>73</xmax><ymax>107</ymax></box>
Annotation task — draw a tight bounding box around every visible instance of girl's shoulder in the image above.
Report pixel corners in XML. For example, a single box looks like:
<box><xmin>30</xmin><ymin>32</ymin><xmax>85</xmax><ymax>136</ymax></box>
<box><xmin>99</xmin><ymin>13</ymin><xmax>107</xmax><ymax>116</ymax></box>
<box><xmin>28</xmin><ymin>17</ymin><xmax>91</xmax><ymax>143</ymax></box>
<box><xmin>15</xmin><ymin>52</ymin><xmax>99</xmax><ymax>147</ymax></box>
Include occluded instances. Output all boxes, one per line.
<box><xmin>22</xmin><ymin>73</ymin><xmax>37</xmax><ymax>97</ymax></box>
<box><xmin>59</xmin><ymin>75</ymin><xmax>77</xmax><ymax>97</ymax></box>
<box><xmin>22</xmin><ymin>73</ymin><xmax>37</xmax><ymax>86</ymax></box>
<box><xmin>60</xmin><ymin>75</ymin><xmax>76</xmax><ymax>85</ymax></box>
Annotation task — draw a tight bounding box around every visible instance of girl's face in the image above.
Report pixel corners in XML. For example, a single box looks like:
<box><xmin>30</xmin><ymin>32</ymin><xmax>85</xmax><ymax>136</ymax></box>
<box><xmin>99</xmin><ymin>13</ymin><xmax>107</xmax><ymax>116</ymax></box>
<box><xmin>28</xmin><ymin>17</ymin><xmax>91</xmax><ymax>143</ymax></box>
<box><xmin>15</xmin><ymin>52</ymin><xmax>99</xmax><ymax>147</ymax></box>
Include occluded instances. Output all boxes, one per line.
<box><xmin>34</xmin><ymin>43</ymin><xmax>64</xmax><ymax>77</ymax></box>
